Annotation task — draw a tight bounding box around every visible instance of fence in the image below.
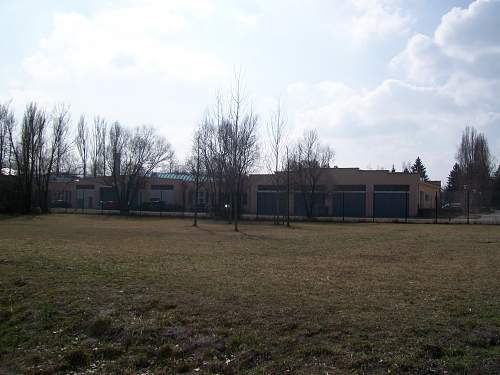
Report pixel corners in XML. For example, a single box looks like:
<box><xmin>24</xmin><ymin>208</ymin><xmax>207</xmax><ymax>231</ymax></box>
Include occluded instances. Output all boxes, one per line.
<box><xmin>50</xmin><ymin>192</ymin><xmax>500</xmax><ymax>225</ymax></box>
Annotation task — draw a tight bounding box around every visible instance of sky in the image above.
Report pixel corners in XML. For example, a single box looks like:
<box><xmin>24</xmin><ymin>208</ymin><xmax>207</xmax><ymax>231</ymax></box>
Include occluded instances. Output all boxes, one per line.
<box><xmin>1</xmin><ymin>0</ymin><xmax>499</xmax><ymax>182</ymax></box>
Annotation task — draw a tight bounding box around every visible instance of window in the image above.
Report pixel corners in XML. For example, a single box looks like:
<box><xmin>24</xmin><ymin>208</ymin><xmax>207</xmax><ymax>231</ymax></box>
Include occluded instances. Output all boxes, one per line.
<box><xmin>332</xmin><ymin>185</ymin><xmax>366</xmax><ymax>192</ymax></box>
<box><xmin>374</xmin><ymin>185</ymin><xmax>409</xmax><ymax>192</ymax></box>
<box><xmin>76</xmin><ymin>184</ymin><xmax>95</xmax><ymax>190</ymax></box>
<box><xmin>151</xmin><ymin>185</ymin><xmax>174</xmax><ymax>190</ymax></box>
<box><xmin>257</xmin><ymin>185</ymin><xmax>285</xmax><ymax>192</ymax></box>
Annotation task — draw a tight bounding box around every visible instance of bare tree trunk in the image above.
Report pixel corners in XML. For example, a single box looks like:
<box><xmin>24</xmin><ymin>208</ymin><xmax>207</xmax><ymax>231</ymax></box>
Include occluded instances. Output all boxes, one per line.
<box><xmin>193</xmin><ymin>134</ymin><xmax>200</xmax><ymax>227</ymax></box>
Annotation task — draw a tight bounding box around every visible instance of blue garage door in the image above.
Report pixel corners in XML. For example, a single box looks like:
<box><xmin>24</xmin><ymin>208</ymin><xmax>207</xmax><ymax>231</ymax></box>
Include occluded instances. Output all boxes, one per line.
<box><xmin>373</xmin><ymin>192</ymin><xmax>409</xmax><ymax>218</ymax></box>
<box><xmin>294</xmin><ymin>192</ymin><xmax>327</xmax><ymax>217</ymax></box>
<box><xmin>332</xmin><ymin>192</ymin><xmax>366</xmax><ymax>217</ymax></box>
<box><xmin>257</xmin><ymin>192</ymin><xmax>286</xmax><ymax>216</ymax></box>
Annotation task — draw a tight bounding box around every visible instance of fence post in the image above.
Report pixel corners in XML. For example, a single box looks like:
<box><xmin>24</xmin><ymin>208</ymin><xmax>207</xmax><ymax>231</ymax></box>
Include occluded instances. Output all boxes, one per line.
<box><xmin>467</xmin><ymin>189</ymin><xmax>470</xmax><ymax>224</ymax></box>
<box><xmin>342</xmin><ymin>191</ymin><xmax>345</xmax><ymax>223</ymax></box>
<box><xmin>434</xmin><ymin>192</ymin><xmax>438</xmax><ymax>224</ymax></box>
<box><xmin>405</xmin><ymin>192</ymin><xmax>408</xmax><ymax>223</ymax></box>
<box><xmin>372</xmin><ymin>191</ymin><xmax>375</xmax><ymax>223</ymax></box>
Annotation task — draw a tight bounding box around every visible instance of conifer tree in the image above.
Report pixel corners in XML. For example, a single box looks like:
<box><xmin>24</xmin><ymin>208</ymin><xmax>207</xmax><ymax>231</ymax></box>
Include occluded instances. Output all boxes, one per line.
<box><xmin>446</xmin><ymin>163</ymin><xmax>461</xmax><ymax>192</ymax></box>
<box><xmin>411</xmin><ymin>157</ymin><xmax>429</xmax><ymax>181</ymax></box>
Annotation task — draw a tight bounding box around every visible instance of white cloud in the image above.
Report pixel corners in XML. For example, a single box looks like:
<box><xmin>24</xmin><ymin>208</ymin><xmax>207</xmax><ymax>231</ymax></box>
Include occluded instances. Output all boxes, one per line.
<box><xmin>22</xmin><ymin>1</ymin><xmax>225</xmax><ymax>84</ymax></box>
<box><xmin>390</xmin><ymin>34</ymin><xmax>452</xmax><ymax>85</ymax></box>
<box><xmin>3</xmin><ymin>0</ymin><xmax>499</xmax><ymax>181</ymax></box>
<box><xmin>285</xmin><ymin>0</ymin><xmax>500</xmax><ymax>180</ymax></box>
<box><xmin>435</xmin><ymin>0</ymin><xmax>500</xmax><ymax>61</ymax></box>
<box><xmin>234</xmin><ymin>11</ymin><xmax>258</xmax><ymax>27</ymax></box>
<box><xmin>344</xmin><ymin>0</ymin><xmax>413</xmax><ymax>41</ymax></box>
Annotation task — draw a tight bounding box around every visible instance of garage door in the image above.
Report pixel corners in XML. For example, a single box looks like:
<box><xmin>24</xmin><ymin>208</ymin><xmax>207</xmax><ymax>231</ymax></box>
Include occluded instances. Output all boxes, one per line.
<box><xmin>332</xmin><ymin>192</ymin><xmax>366</xmax><ymax>217</ymax></box>
<box><xmin>373</xmin><ymin>191</ymin><xmax>409</xmax><ymax>218</ymax></box>
<box><xmin>294</xmin><ymin>192</ymin><xmax>327</xmax><ymax>217</ymax></box>
<box><xmin>257</xmin><ymin>192</ymin><xmax>286</xmax><ymax>216</ymax></box>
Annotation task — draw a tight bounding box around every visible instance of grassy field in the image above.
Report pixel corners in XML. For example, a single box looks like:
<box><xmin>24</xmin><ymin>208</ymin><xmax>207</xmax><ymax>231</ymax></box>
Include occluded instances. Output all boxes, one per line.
<box><xmin>0</xmin><ymin>215</ymin><xmax>499</xmax><ymax>374</ymax></box>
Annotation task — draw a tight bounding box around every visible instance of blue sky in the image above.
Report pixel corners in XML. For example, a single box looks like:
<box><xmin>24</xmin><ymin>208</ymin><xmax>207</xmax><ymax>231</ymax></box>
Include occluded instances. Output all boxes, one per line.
<box><xmin>1</xmin><ymin>0</ymin><xmax>498</xmax><ymax>181</ymax></box>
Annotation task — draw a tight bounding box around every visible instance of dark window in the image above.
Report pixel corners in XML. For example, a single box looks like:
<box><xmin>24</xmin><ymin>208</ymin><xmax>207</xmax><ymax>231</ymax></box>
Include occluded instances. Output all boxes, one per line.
<box><xmin>332</xmin><ymin>185</ymin><xmax>366</xmax><ymax>192</ymax></box>
<box><xmin>100</xmin><ymin>187</ymin><xmax>117</xmax><ymax>202</ymax></box>
<box><xmin>257</xmin><ymin>185</ymin><xmax>285</xmax><ymax>191</ymax></box>
<box><xmin>76</xmin><ymin>184</ymin><xmax>95</xmax><ymax>190</ymax></box>
<box><xmin>374</xmin><ymin>185</ymin><xmax>409</xmax><ymax>192</ymax></box>
<box><xmin>151</xmin><ymin>184</ymin><xmax>174</xmax><ymax>190</ymax></box>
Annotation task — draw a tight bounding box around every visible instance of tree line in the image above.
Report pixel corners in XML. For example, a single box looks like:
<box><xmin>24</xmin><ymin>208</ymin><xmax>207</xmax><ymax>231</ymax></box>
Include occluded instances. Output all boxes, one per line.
<box><xmin>0</xmin><ymin>102</ymin><xmax>173</xmax><ymax>214</ymax></box>
<box><xmin>1</xmin><ymin>84</ymin><xmax>499</xmax><ymax>222</ymax></box>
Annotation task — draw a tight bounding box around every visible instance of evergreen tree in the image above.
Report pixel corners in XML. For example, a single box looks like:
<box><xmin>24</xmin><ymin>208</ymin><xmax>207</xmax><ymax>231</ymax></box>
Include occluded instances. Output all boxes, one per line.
<box><xmin>446</xmin><ymin>163</ymin><xmax>461</xmax><ymax>192</ymax></box>
<box><xmin>411</xmin><ymin>157</ymin><xmax>429</xmax><ymax>181</ymax></box>
<box><xmin>391</xmin><ymin>164</ymin><xmax>396</xmax><ymax>173</ymax></box>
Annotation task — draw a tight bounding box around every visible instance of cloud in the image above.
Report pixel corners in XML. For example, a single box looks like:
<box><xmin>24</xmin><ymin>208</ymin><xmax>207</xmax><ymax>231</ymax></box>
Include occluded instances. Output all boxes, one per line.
<box><xmin>343</xmin><ymin>0</ymin><xmax>413</xmax><ymax>41</ymax></box>
<box><xmin>390</xmin><ymin>34</ymin><xmax>452</xmax><ymax>85</ymax></box>
<box><xmin>3</xmin><ymin>0</ymin><xmax>229</xmax><ymax>162</ymax></box>
<box><xmin>435</xmin><ymin>0</ymin><xmax>500</xmax><ymax>61</ymax></box>
<box><xmin>22</xmin><ymin>1</ymin><xmax>225</xmax><ymax>84</ymax></box>
<box><xmin>286</xmin><ymin>0</ymin><xmax>500</xmax><ymax>179</ymax></box>
<box><xmin>3</xmin><ymin>0</ymin><xmax>499</xmax><ymax>181</ymax></box>
<box><xmin>234</xmin><ymin>11</ymin><xmax>259</xmax><ymax>27</ymax></box>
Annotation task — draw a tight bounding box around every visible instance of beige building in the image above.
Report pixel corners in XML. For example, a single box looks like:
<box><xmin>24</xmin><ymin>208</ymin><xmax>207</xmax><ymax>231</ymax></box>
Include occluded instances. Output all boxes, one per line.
<box><xmin>246</xmin><ymin>168</ymin><xmax>440</xmax><ymax>218</ymax></box>
<box><xmin>48</xmin><ymin>168</ymin><xmax>440</xmax><ymax>218</ymax></box>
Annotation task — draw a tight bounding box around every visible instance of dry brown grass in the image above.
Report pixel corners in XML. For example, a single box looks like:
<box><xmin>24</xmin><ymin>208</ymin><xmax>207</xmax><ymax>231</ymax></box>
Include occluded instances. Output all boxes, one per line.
<box><xmin>0</xmin><ymin>214</ymin><xmax>499</xmax><ymax>374</ymax></box>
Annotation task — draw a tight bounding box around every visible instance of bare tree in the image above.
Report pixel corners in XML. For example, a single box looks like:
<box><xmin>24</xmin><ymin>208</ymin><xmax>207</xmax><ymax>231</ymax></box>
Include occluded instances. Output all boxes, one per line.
<box><xmin>456</xmin><ymin>126</ymin><xmax>493</xmax><ymax>208</ymax></box>
<box><xmin>51</xmin><ymin>104</ymin><xmax>71</xmax><ymax>176</ymax></box>
<box><xmin>8</xmin><ymin>102</ymin><xmax>66</xmax><ymax>213</ymax></box>
<box><xmin>90</xmin><ymin>116</ymin><xmax>106</xmax><ymax>177</ymax></box>
<box><xmin>8</xmin><ymin>103</ymin><xmax>44</xmax><ymax>212</ymax></box>
<box><xmin>290</xmin><ymin>129</ymin><xmax>334</xmax><ymax>218</ymax></box>
<box><xmin>402</xmin><ymin>161</ymin><xmax>412</xmax><ymax>173</ymax></box>
<box><xmin>227</xmin><ymin>74</ymin><xmax>260</xmax><ymax>231</ymax></box>
<box><xmin>195</xmin><ymin>78</ymin><xmax>259</xmax><ymax>231</ymax></box>
<box><xmin>187</xmin><ymin>129</ymin><xmax>204</xmax><ymax>226</ymax></box>
<box><xmin>0</xmin><ymin>103</ymin><xmax>15</xmax><ymax>174</ymax></box>
<box><xmin>456</xmin><ymin>126</ymin><xmax>492</xmax><ymax>191</ymax></box>
<box><xmin>265</xmin><ymin>99</ymin><xmax>286</xmax><ymax>224</ymax></box>
<box><xmin>75</xmin><ymin>115</ymin><xmax>89</xmax><ymax>178</ymax></box>
<box><xmin>108</xmin><ymin>123</ymin><xmax>174</xmax><ymax>213</ymax></box>
<box><xmin>35</xmin><ymin>105</ymin><xmax>72</xmax><ymax>212</ymax></box>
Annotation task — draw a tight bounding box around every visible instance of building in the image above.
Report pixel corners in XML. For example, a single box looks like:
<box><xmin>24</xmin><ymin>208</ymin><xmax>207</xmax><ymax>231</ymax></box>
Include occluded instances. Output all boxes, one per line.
<box><xmin>48</xmin><ymin>168</ymin><xmax>440</xmax><ymax>218</ymax></box>
<box><xmin>247</xmin><ymin>168</ymin><xmax>440</xmax><ymax>218</ymax></box>
<box><xmin>48</xmin><ymin>173</ymin><xmax>210</xmax><ymax>212</ymax></box>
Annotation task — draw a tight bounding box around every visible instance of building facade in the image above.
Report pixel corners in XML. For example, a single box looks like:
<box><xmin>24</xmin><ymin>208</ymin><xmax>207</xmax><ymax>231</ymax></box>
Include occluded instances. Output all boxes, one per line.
<box><xmin>48</xmin><ymin>168</ymin><xmax>440</xmax><ymax>218</ymax></box>
<box><xmin>246</xmin><ymin>168</ymin><xmax>440</xmax><ymax>218</ymax></box>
